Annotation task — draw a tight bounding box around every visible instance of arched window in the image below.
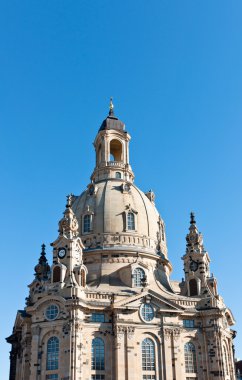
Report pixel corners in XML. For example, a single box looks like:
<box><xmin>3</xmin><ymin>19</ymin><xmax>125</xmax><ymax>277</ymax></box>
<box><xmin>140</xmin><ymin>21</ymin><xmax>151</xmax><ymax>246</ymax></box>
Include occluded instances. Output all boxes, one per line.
<box><xmin>53</xmin><ymin>266</ymin><xmax>61</xmax><ymax>283</ymax></box>
<box><xmin>127</xmin><ymin>212</ymin><xmax>135</xmax><ymax>230</ymax></box>
<box><xmin>142</xmin><ymin>338</ymin><xmax>155</xmax><ymax>371</ymax></box>
<box><xmin>115</xmin><ymin>172</ymin><xmax>121</xmax><ymax>179</ymax></box>
<box><xmin>184</xmin><ymin>342</ymin><xmax>197</xmax><ymax>373</ymax></box>
<box><xmin>83</xmin><ymin>215</ymin><xmax>92</xmax><ymax>233</ymax></box>
<box><xmin>133</xmin><ymin>268</ymin><xmax>145</xmax><ymax>287</ymax></box>
<box><xmin>189</xmin><ymin>279</ymin><xmax>198</xmax><ymax>296</ymax></box>
<box><xmin>81</xmin><ymin>269</ymin><xmax>86</xmax><ymax>287</ymax></box>
<box><xmin>46</xmin><ymin>337</ymin><xmax>59</xmax><ymax>370</ymax></box>
<box><xmin>91</xmin><ymin>337</ymin><xmax>105</xmax><ymax>370</ymax></box>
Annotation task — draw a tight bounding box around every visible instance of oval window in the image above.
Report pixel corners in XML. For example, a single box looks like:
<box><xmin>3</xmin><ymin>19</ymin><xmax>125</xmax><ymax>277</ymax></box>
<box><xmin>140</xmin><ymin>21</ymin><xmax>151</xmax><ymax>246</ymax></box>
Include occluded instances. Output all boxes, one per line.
<box><xmin>45</xmin><ymin>304</ymin><xmax>59</xmax><ymax>320</ymax></box>
<box><xmin>140</xmin><ymin>303</ymin><xmax>154</xmax><ymax>322</ymax></box>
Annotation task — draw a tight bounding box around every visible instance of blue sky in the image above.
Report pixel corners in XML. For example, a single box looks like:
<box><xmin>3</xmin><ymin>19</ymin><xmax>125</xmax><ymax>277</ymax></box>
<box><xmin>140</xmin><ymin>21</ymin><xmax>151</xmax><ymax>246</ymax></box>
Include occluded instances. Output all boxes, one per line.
<box><xmin>1</xmin><ymin>0</ymin><xmax>242</xmax><ymax>377</ymax></box>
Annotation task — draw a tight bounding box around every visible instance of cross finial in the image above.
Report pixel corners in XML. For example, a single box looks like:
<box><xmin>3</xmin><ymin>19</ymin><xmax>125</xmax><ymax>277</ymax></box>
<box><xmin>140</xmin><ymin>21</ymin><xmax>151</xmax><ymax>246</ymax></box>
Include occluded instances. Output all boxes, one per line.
<box><xmin>109</xmin><ymin>97</ymin><xmax>114</xmax><ymax>116</ymax></box>
<box><xmin>190</xmin><ymin>212</ymin><xmax>196</xmax><ymax>225</ymax></box>
<box><xmin>66</xmin><ymin>193</ymin><xmax>73</xmax><ymax>208</ymax></box>
<box><xmin>41</xmin><ymin>243</ymin><xmax>46</xmax><ymax>254</ymax></box>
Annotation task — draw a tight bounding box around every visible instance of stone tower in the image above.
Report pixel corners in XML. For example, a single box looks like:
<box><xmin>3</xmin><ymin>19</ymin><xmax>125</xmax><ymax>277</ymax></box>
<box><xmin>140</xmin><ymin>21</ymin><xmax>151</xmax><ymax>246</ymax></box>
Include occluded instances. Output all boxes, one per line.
<box><xmin>7</xmin><ymin>102</ymin><xmax>236</xmax><ymax>380</ymax></box>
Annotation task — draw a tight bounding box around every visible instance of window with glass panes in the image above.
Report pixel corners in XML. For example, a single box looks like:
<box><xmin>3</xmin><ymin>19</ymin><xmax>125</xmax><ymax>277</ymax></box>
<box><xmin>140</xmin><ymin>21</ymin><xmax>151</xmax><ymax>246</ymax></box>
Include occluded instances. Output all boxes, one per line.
<box><xmin>91</xmin><ymin>313</ymin><xmax>105</xmax><ymax>323</ymax></box>
<box><xmin>91</xmin><ymin>338</ymin><xmax>105</xmax><ymax>370</ymax></box>
<box><xmin>133</xmin><ymin>268</ymin><xmax>145</xmax><ymax>287</ymax></box>
<box><xmin>142</xmin><ymin>338</ymin><xmax>155</xmax><ymax>371</ymax></box>
<box><xmin>46</xmin><ymin>375</ymin><xmax>58</xmax><ymax>380</ymax></box>
<box><xmin>83</xmin><ymin>215</ymin><xmax>91</xmax><ymax>233</ymax></box>
<box><xmin>184</xmin><ymin>342</ymin><xmax>197</xmax><ymax>373</ymax></box>
<box><xmin>183</xmin><ymin>320</ymin><xmax>195</xmax><ymax>328</ymax></box>
<box><xmin>141</xmin><ymin>304</ymin><xmax>154</xmax><ymax>322</ymax></box>
<box><xmin>91</xmin><ymin>376</ymin><xmax>105</xmax><ymax>380</ymax></box>
<box><xmin>46</xmin><ymin>304</ymin><xmax>59</xmax><ymax>320</ymax></box>
<box><xmin>46</xmin><ymin>337</ymin><xmax>59</xmax><ymax>370</ymax></box>
<box><xmin>127</xmin><ymin>212</ymin><xmax>135</xmax><ymax>230</ymax></box>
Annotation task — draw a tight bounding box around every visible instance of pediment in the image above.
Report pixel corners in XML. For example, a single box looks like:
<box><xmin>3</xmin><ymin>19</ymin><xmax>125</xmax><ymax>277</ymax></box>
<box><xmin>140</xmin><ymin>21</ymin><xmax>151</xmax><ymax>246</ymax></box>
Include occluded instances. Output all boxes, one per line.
<box><xmin>113</xmin><ymin>290</ymin><xmax>184</xmax><ymax>313</ymax></box>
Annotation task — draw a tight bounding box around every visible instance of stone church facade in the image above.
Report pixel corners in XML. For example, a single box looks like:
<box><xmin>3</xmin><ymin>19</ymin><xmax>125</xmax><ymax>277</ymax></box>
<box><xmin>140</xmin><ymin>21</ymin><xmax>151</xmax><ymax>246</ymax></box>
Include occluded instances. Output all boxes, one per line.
<box><xmin>7</xmin><ymin>101</ymin><xmax>236</xmax><ymax>380</ymax></box>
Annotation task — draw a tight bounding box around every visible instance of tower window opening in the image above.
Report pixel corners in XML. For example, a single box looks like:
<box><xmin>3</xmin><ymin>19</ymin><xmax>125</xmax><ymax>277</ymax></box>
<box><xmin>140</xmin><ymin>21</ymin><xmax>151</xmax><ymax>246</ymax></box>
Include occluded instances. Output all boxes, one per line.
<box><xmin>184</xmin><ymin>342</ymin><xmax>197</xmax><ymax>373</ymax></box>
<box><xmin>83</xmin><ymin>215</ymin><xmax>92</xmax><ymax>233</ymax></box>
<box><xmin>46</xmin><ymin>337</ymin><xmax>59</xmax><ymax>370</ymax></box>
<box><xmin>46</xmin><ymin>375</ymin><xmax>58</xmax><ymax>380</ymax></box>
<box><xmin>189</xmin><ymin>279</ymin><xmax>198</xmax><ymax>296</ymax></box>
<box><xmin>53</xmin><ymin>266</ymin><xmax>61</xmax><ymax>283</ymax></box>
<box><xmin>91</xmin><ymin>337</ymin><xmax>105</xmax><ymax>370</ymax></box>
<box><xmin>110</xmin><ymin>139</ymin><xmax>122</xmax><ymax>161</ymax></box>
<box><xmin>133</xmin><ymin>268</ymin><xmax>145</xmax><ymax>287</ymax></box>
<box><xmin>127</xmin><ymin>212</ymin><xmax>135</xmax><ymax>230</ymax></box>
<box><xmin>115</xmin><ymin>172</ymin><xmax>121</xmax><ymax>179</ymax></box>
<box><xmin>142</xmin><ymin>338</ymin><xmax>155</xmax><ymax>371</ymax></box>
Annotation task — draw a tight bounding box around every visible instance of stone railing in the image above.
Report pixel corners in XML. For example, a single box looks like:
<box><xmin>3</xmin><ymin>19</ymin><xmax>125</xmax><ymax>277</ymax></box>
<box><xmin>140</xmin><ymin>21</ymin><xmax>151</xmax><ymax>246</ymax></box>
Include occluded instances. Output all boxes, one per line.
<box><xmin>174</xmin><ymin>299</ymin><xmax>198</xmax><ymax>307</ymax></box>
<box><xmin>107</xmin><ymin>161</ymin><xmax>125</xmax><ymax>168</ymax></box>
<box><xmin>86</xmin><ymin>292</ymin><xmax>113</xmax><ymax>301</ymax></box>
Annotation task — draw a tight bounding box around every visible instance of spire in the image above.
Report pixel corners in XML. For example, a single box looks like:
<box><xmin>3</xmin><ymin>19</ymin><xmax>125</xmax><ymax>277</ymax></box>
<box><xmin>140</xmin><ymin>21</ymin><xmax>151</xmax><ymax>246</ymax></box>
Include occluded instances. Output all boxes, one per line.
<box><xmin>109</xmin><ymin>97</ymin><xmax>114</xmax><ymax>116</ymax></box>
<box><xmin>39</xmin><ymin>243</ymin><xmax>47</xmax><ymax>264</ymax></box>
<box><xmin>34</xmin><ymin>244</ymin><xmax>50</xmax><ymax>280</ymax></box>
<box><xmin>190</xmin><ymin>212</ymin><xmax>196</xmax><ymax>225</ymax></box>
<box><xmin>186</xmin><ymin>212</ymin><xmax>204</xmax><ymax>254</ymax></box>
<box><xmin>58</xmin><ymin>195</ymin><xmax>79</xmax><ymax>239</ymax></box>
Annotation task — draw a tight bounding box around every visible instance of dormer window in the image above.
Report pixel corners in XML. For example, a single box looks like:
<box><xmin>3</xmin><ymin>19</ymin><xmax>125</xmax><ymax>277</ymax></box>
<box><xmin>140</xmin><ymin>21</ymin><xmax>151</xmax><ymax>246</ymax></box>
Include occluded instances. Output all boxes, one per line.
<box><xmin>83</xmin><ymin>214</ymin><xmax>92</xmax><ymax>233</ymax></box>
<box><xmin>127</xmin><ymin>212</ymin><xmax>135</xmax><ymax>230</ymax></box>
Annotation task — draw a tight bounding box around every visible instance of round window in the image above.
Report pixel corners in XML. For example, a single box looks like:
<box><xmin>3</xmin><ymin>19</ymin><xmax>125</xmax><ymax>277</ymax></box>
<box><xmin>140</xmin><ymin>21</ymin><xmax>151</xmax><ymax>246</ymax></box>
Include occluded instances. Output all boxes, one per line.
<box><xmin>45</xmin><ymin>304</ymin><xmax>59</xmax><ymax>320</ymax></box>
<box><xmin>140</xmin><ymin>303</ymin><xmax>154</xmax><ymax>322</ymax></box>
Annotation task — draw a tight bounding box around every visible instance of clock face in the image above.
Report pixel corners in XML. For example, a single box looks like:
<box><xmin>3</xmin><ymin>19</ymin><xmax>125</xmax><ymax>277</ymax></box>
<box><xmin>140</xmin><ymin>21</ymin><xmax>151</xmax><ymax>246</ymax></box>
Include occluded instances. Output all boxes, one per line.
<box><xmin>190</xmin><ymin>260</ymin><xmax>198</xmax><ymax>272</ymax></box>
<box><xmin>58</xmin><ymin>248</ymin><xmax>66</xmax><ymax>259</ymax></box>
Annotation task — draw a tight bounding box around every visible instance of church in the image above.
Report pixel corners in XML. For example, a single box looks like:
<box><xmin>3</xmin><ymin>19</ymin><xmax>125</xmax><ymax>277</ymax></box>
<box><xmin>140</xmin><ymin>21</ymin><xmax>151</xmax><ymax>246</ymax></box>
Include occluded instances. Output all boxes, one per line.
<box><xmin>7</xmin><ymin>101</ymin><xmax>236</xmax><ymax>380</ymax></box>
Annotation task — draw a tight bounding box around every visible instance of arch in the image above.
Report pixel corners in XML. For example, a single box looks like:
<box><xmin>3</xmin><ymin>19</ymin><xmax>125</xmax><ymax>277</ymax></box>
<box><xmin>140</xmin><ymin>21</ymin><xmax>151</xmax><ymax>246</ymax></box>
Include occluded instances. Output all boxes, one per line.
<box><xmin>133</xmin><ymin>267</ymin><xmax>145</xmax><ymax>287</ymax></box>
<box><xmin>184</xmin><ymin>342</ymin><xmax>197</xmax><ymax>373</ymax></box>
<box><xmin>189</xmin><ymin>278</ymin><xmax>198</xmax><ymax>296</ymax></box>
<box><xmin>110</xmin><ymin>139</ymin><xmax>122</xmax><ymax>161</ymax></box>
<box><xmin>142</xmin><ymin>338</ymin><xmax>155</xmax><ymax>371</ymax></box>
<box><xmin>91</xmin><ymin>337</ymin><xmax>105</xmax><ymax>370</ymax></box>
<box><xmin>127</xmin><ymin>212</ymin><xmax>135</xmax><ymax>230</ymax></box>
<box><xmin>46</xmin><ymin>336</ymin><xmax>59</xmax><ymax>370</ymax></box>
<box><xmin>53</xmin><ymin>266</ymin><xmax>61</xmax><ymax>283</ymax></box>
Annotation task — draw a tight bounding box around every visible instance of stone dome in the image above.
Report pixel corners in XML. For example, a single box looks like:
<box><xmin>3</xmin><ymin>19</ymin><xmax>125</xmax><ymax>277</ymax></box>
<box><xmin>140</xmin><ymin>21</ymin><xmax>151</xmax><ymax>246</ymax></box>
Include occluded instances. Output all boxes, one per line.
<box><xmin>72</xmin><ymin>179</ymin><xmax>167</xmax><ymax>256</ymax></box>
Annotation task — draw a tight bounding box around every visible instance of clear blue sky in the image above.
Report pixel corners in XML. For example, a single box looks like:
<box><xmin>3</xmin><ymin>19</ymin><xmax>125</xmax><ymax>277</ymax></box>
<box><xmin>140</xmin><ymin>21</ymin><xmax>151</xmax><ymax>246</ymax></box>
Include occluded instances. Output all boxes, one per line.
<box><xmin>1</xmin><ymin>1</ymin><xmax>242</xmax><ymax>377</ymax></box>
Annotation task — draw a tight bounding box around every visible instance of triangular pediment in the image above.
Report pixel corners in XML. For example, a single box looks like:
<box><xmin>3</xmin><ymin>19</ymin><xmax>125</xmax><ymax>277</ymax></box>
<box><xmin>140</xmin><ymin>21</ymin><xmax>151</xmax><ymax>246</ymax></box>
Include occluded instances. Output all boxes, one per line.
<box><xmin>113</xmin><ymin>289</ymin><xmax>184</xmax><ymax>313</ymax></box>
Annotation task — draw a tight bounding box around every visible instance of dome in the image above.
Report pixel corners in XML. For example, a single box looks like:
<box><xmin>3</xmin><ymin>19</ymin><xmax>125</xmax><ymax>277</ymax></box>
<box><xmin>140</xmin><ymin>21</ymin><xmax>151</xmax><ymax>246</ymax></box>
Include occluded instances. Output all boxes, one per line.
<box><xmin>72</xmin><ymin>179</ymin><xmax>167</xmax><ymax>256</ymax></box>
<box><xmin>99</xmin><ymin>114</ymin><xmax>125</xmax><ymax>132</ymax></box>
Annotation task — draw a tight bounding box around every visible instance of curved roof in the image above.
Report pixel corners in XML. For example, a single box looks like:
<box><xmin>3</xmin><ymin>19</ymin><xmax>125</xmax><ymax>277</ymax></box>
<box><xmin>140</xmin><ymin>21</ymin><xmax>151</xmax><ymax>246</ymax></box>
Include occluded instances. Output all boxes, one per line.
<box><xmin>72</xmin><ymin>179</ymin><xmax>167</xmax><ymax>255</ymax></box>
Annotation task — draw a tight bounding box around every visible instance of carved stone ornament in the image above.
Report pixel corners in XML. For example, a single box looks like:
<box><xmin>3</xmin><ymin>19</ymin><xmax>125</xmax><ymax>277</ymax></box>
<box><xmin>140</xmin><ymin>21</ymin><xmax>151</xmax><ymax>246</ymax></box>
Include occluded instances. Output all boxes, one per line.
<box><xmin>163</xmin><ymin>327</ymin><xmax>181</xmax><ymax>341</ymax></box>
<box><xmin>59</xmin><ymin>206</ymin><xmax>79</xmax><ymax>239</ymax></box>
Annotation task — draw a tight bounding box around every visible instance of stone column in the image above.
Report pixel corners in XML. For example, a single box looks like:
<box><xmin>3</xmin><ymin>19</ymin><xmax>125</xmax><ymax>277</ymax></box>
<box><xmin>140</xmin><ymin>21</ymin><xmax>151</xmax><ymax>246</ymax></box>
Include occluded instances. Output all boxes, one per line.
<box><xmin>162</xmin><ymin>328</ymin><xmax>174</xmax><ymax>380</ymax></box>
<box><xmin>114</xmin><ymin>325</ymin><xmax>127</xmax><ymax>380</ymax></box>
<box><xmin>126</xmin><ymin>326</ymin><xmax>136</xmax><ymax>380</ymax></box>
<box><xmin>29</xmin><ymin>325</ymin><xmax>41</xmax><ymax>380</ymax></box>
